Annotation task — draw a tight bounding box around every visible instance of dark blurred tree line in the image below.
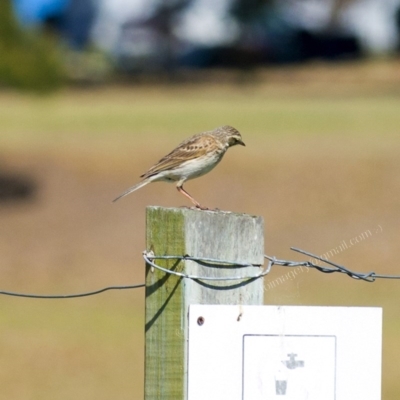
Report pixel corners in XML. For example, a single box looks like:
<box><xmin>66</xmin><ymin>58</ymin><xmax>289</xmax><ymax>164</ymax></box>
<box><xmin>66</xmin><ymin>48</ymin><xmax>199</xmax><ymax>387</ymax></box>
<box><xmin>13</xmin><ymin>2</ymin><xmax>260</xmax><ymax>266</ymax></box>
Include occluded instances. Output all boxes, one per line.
<box><xmin>1</xmin><ymin>0</ymin><xmax>398</xmax><ymax>92</ymax></box>
<box><xmin>0</xmin><ymin>0</ymin><xmax>64</xmax><ymax>92</ymax></box>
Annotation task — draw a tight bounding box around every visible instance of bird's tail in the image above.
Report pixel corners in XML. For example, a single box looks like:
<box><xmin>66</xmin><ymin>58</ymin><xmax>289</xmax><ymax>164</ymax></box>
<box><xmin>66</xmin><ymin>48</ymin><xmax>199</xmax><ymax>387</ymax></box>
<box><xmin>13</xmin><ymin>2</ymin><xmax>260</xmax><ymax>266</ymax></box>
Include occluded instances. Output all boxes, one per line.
<box><xmin>112</xmin><ymin>179</ymin><xmax>151</xmax><ymax>202</ymax></box>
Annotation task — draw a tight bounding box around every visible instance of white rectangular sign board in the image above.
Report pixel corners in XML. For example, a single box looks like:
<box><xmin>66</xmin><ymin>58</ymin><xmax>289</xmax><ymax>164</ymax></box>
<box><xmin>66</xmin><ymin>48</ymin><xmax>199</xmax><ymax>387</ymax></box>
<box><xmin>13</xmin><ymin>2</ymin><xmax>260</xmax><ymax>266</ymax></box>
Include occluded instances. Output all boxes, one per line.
<box><xmin>188</xmin><ymin>305</ymin><xmax>382</xmax><ymax>400</ymax></box>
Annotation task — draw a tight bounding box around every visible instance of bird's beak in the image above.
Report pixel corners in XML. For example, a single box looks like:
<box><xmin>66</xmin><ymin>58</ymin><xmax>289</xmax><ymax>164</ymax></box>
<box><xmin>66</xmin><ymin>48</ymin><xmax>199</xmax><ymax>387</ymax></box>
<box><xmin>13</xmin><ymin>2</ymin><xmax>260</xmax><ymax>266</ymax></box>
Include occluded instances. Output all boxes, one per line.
<box><xmin>238</xmin><ymin>140</ymin><xmax>245</xmax><ymax>146</ymax></box>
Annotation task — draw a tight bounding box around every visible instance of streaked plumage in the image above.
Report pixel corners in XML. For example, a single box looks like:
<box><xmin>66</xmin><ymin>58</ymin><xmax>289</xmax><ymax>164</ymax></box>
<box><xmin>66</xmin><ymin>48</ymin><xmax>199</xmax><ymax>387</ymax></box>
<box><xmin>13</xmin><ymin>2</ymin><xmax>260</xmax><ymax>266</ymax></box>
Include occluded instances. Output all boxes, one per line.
<box><xmin>113</xmin><ymin>125</ymin><xmax>245</xmax><ymax>209</ymax></box>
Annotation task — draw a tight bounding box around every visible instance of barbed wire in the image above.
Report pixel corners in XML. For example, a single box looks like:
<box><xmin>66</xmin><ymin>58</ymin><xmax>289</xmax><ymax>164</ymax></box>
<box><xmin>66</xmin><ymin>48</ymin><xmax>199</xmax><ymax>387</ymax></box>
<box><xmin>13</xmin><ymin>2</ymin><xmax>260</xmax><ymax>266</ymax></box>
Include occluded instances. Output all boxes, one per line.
<box><xmin>0</xmin><ymin>246</ymin><xmax>399</xmax><ymax>299</ymax></box>
<box><xmin>266</xmin><ymin>248</ymin><xmax>378</xmax><ymax>281</ymax></box>
<box><xmin>289</xmin><ymin>247</ymin><xmax>400</xmax><ymax>281</ymax></box>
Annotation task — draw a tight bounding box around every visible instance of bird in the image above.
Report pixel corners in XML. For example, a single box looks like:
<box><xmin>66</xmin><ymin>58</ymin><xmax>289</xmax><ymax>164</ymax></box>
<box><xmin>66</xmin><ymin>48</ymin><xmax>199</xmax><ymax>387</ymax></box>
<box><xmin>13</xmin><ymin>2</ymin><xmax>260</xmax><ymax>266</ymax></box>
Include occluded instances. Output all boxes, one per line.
<box><xmin>112</xmin><ymin>125</ymin><xmax>245</xmax><ymax>209</ymax></box>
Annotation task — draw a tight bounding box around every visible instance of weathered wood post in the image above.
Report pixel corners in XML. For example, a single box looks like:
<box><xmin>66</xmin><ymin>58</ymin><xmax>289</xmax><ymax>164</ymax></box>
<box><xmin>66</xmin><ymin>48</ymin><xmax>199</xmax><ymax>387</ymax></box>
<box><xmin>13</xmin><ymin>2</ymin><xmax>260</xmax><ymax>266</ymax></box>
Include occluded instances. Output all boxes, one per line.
<box><xmin>145</xmin><ymin>206</ymin><xmax>264</xmax><ymax>400</ymax></box>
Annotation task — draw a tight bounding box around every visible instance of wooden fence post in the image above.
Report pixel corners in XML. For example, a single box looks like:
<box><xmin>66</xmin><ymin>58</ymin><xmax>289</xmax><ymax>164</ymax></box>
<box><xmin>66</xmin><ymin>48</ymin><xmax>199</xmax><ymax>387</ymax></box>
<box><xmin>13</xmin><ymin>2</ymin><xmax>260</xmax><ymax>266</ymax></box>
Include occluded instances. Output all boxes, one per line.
<box><xmin>145</xmin><ymin>206</ymin><xmax>264</xmax><ymax>400</ymax></box>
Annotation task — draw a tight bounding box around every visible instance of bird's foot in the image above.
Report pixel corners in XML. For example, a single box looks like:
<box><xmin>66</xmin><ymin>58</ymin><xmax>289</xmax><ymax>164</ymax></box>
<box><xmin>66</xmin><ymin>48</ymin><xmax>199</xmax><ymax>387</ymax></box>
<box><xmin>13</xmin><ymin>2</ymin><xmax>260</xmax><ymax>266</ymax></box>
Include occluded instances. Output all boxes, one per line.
<box><xmin>179</xmin><ymin>204</ymin><xmax>210</xmax><ymax>211</ymax></box>
<box><xmin>179</xmin><ymin>205</ymin><xmax>208</xmax><ymax>210</ymax></box>
<box><xmin>195</xmin><ymin>204</ymin><xmax>209</xmax><ymax>211</ymax></box>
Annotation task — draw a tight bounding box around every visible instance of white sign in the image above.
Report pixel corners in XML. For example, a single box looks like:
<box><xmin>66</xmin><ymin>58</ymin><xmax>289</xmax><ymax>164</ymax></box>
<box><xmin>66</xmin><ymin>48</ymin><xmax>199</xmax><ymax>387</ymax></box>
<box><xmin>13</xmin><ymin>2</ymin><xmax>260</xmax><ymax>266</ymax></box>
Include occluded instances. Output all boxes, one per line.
<box><xmin>188</xmin><ymin>305</ymin><xmax>382</xmax><ymax>400</ymax></box>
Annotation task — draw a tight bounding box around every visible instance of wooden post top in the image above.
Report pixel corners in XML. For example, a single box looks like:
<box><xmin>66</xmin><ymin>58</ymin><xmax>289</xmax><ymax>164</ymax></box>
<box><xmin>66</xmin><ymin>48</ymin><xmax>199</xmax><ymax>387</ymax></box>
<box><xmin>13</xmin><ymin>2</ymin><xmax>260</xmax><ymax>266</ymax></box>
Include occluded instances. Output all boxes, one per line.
<box><xmin>146</xmin><ymin>206</ymin><xmax>264</xmax><ymax>266</ymax></box>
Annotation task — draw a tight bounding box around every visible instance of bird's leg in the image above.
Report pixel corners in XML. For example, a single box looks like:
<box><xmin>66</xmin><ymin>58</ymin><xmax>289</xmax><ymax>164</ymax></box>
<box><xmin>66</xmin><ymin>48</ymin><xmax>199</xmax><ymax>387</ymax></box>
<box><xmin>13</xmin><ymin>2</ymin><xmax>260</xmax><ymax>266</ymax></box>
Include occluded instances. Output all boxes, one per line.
<box><xmin>176</xmin><ymin>185</ymin><xmax>208</xmax><ymax>210</ymax></box>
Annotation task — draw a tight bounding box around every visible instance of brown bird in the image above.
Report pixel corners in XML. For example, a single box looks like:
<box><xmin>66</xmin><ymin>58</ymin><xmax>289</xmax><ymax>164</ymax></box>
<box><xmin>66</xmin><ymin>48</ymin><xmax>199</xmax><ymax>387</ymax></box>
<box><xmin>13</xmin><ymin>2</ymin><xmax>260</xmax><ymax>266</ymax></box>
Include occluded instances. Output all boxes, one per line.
<box><xmin>113</xmin><ymin>125</ymin><xmax>245</xmax><ymax>209</ymax></box>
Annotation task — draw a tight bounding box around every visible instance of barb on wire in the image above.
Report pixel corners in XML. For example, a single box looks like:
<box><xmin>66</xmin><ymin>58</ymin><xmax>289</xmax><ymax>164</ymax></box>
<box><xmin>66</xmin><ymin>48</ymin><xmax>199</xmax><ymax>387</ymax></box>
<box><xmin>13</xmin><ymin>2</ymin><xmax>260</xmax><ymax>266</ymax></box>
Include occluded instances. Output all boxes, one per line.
<box><xmin>0</xmin><ymin>284</ymin><xmax>145</xmax><ymax>299</ymax></box>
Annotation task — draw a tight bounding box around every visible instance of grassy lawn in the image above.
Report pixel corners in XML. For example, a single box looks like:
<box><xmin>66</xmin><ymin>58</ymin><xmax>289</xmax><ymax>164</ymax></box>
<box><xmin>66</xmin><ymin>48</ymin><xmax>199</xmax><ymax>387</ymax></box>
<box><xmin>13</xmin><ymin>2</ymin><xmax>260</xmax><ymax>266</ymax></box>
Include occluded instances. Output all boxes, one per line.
<box><xmin>0</xmin><ymin>60</ymin><xmax>399</xmax><ymax>398</ymax></box>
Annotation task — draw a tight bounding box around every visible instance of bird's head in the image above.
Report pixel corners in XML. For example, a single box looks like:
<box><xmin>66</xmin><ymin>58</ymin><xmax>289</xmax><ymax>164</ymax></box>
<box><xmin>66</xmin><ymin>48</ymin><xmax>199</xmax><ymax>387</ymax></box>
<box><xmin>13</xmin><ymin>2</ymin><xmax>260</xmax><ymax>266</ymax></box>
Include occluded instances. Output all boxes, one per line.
<box><xmin>218</xmin><ymin>125</ymin><xmax>246</xmax><ymax>147</ymax></box>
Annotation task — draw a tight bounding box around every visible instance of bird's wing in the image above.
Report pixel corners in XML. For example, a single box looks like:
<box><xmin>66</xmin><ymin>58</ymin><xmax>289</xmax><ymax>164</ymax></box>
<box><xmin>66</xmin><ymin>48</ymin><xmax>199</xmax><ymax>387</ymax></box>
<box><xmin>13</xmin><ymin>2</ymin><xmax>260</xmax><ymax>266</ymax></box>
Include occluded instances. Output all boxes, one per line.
<box><xmin>140</xmin><ymin>133</ymin><xmax>219</xmax><ymax>179</ymax></box>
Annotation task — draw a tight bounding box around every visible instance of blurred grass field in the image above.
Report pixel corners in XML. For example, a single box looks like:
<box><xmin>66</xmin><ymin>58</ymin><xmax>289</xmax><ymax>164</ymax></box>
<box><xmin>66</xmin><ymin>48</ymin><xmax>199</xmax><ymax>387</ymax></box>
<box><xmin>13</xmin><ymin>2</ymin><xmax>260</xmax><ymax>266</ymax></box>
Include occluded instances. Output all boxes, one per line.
<box><xmin>0</xmin><ymin>59</ymin><xmax>399</xmax><ymax>399</ymax></box>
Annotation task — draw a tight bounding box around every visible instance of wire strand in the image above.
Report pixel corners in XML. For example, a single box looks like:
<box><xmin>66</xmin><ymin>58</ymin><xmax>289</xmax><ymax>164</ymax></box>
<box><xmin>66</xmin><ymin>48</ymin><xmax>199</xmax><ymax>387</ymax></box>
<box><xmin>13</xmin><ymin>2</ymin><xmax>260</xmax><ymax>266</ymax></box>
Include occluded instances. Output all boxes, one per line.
<box><xmin>144</xmin><ymin>251</ymin><xmax>270</xmax><ymax>281</ymax></box>
<box><xmin>0</xmin><ymin>284</ymin><xmax>145</xmax><ymax>299</ymax></box>
<box><xmin>1</xmin><ymin>246</ymin><xmax>399</xmax><ymax>299</ymax></box>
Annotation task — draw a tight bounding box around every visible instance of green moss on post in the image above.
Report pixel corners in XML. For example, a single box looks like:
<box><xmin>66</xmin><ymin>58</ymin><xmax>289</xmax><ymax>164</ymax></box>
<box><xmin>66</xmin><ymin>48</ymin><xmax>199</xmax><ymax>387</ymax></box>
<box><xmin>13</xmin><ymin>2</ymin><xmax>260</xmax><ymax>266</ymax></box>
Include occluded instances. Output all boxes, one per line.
<box><xmin>145</xmin><ymin>207</ymin><xmax>186</xmax><ymax>399</ymax></box>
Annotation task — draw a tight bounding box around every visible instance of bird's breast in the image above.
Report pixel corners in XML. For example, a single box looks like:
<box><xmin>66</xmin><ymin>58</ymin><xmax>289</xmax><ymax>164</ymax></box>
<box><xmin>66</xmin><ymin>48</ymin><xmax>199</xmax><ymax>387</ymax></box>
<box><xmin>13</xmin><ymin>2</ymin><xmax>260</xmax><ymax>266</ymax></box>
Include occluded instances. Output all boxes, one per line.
<box><xmin>159</xmin><ymin>150</ymin><xmax>224</xmax><ymax>183</ymax></box>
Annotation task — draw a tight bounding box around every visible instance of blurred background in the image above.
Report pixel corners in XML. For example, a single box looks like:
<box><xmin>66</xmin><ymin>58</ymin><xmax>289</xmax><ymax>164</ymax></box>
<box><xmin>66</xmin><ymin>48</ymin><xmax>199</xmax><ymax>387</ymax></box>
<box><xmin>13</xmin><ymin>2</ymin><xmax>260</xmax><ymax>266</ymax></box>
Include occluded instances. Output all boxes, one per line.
<box><xmin>0</xmin><ymin>0</ymin><xmax>399</xmax><ymax>398</ymax></box>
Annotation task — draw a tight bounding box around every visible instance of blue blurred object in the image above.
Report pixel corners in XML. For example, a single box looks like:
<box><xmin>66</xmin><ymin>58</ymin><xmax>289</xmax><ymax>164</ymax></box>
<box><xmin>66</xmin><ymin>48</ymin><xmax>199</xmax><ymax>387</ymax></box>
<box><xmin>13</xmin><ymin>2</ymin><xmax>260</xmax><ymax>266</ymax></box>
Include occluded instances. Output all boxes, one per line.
<box><xmin>12</xmin><ymin>0</ymin><xmax>96</xmax><ymax>50</ymax></box>
<box><xmin>13</xmin><ymin>0</ymin><xmax>69</xmax><ymax>25</ymax></box>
